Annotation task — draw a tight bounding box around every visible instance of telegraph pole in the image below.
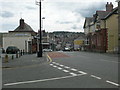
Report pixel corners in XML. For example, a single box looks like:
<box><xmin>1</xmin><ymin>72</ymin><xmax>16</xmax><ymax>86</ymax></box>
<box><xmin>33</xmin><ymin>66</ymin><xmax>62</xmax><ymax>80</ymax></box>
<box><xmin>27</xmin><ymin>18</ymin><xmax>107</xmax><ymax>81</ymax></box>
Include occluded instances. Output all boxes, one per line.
<box><xmin>36</xmin><ymin>0</ymin><xmax>42</xmax><ymax>57</ymax></box>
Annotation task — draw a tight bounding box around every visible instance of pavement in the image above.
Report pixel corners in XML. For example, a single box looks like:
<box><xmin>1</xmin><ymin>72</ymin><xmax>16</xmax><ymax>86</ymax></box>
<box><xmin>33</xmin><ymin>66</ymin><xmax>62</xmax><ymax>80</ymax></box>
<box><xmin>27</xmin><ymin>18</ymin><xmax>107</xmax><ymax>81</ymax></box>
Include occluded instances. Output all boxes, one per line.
<box><xmin>2</xmin><ymin>53</ymin><xmax>48</xmax><ymax>69</ymax></box>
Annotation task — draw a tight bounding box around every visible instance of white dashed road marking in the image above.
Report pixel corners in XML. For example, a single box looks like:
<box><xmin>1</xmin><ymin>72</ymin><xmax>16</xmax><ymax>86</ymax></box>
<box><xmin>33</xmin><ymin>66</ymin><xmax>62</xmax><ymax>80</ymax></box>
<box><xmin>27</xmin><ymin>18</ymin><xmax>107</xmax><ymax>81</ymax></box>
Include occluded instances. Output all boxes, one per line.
<box><xmin>78</xmin><ymin>71</ymin><xmax>87</xmax><ymax>75</ymax></box>
<box><xmin>50</xmin><ymin>62</ymin><xmax>119</xmax><ymax>87</ymax></box>
<box><xmin>106</xmin><ymin>80</ymin><xmax>119</xmax><ymax>86</ymax></box>
<box><xmin>57</xmin><ymin>67</ymin><xmax>62</xmax><ymax>70</ymax></box>
<box><xmin>50</xmin><ymin>64</ymin><xmax>53</xmax><ymax>66</ymax></box>
<box><xmin>53</xmin><ymin>65</ymin><xmax>57</xmax><ymax>68</ymax></box>
<box><xmin>71</xmin><ymin>68</ymin><xmax>78</xmax><ymax>71</ymax></box>
<box><xmin>60</xmin><ymin>65</ymin><xmax>64</xmax><ymax>67</ymax></box>
<box><xmin>69</xmin><ymin>73</ymin><xmax>77</xmax><ymax>76</ymax></box>
<box><xmin>90</xmin><ymin>75</ymin><xmax>101</xmax><ymax>80</ymax></box>
<box><xmin>63</xmin><ymin>70</ymin><xmax>69</xmax><ymax>73</ymax></box>
<box><xmin>64</xmin><ymin>66</ymin><xmax>70</xmax><ymax>69</ymax></box>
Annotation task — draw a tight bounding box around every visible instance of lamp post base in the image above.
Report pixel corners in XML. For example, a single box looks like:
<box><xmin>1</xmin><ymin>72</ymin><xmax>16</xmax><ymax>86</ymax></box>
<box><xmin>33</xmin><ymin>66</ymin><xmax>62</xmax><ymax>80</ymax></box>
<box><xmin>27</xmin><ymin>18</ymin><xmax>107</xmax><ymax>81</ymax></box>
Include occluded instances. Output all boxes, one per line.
<box><xmin>37</xmin><ymin>43</ymin><xmax>42</xmax><ymax>57</ymax></box>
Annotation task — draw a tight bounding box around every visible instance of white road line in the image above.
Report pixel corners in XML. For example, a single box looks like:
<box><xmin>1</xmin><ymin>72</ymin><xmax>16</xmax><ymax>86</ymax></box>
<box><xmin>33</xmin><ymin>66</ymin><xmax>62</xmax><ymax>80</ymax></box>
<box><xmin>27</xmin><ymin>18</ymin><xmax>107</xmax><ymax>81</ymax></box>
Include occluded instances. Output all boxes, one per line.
<box><xmin>71</xmin><ymin>68</ymin><xmax>78</xmax><ymax>71</ymax></box>
<box><xmin>106</xmin><ymin>80</ymin><xmax>119</xmax><ymax>86</ymax></box>
<box><xmin>53</xmin><ymin>65</ymin><xmax>57</xmax><ymax>68</ymax></box>
<box><xmin>59</xmin><ymin>65</ymin><xmax>64</xmax><ymax>67</ymax></box>
<box><xmin>78</xmin><ymin>71</ymin><xmax>87</xmax><ymax>75</ymax></box>
<box><xmin>50</xmin><ymin>64</ymin><xmax>53</xmax><ymax>66</ymax></box>
<box><xmin>90</xmin><ymin>75</ymin><xmax>101</xmax><ymax>80</ymax></box>
<box><xmin>57</xmin><ymin>67</ymin><xmax>62</xmax><ymax>70</ymax></box>
<box><xmin>63</xmin><ymin>70</ymin><xmax>69</xmax><ymax>73</ymax></box>
<box><xmin>4</xmin><ymin>74</ymin><xmax>85</xmax><ymax>86</ymax></box>
<box><xmin>69</xmin><ymin>73</ymin><xmax>77</xmax><ymax>76</ymax></box>
<box><xmin>64</xmin><ymin>66</ymin><xmax>70</xmax><ymax>69</ymax></box>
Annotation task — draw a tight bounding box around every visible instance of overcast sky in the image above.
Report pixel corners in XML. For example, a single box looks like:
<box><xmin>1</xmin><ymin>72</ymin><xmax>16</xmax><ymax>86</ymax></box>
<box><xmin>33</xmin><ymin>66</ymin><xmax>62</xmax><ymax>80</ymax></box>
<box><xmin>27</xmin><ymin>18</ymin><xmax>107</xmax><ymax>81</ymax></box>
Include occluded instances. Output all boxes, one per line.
<box><xmin>0</xmin><ymin>0</ymin><xmax>118</xmax><ymax>33</ymax></box>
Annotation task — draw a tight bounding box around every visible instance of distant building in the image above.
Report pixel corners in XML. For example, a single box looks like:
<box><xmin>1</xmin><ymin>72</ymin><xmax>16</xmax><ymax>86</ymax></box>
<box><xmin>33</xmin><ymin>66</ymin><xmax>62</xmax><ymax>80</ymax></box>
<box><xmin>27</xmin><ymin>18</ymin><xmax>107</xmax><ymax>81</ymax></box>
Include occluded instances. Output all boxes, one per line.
<box><xmin>74</xmin><ymin>36</ymin><xmax>86</xmax><ymax>51</ymax></box>
<box><xmin>49</xmin><ymin>31</ymin><xmax>85</xmax><ymax>51</ymax></box>
<box><xmin>3</xmin><ymin>18</ymin><xmax>37</xmax><ymax>53</ymax></box>
<box><xmin>41</xmin><ymin>30</ymin><xmax>50</xmax><ymax>49</ymax></box>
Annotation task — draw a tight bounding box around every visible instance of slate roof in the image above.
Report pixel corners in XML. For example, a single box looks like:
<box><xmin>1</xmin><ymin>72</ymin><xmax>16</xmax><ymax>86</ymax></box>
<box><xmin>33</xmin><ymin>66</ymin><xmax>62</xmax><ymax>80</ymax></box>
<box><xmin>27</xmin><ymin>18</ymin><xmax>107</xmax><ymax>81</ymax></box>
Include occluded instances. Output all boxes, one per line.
<box><xmin>14</xmin><ymin>23</ymin><xmax>34</xmax><ymax>32</ymax></box>
<box><xmin>8</xmin><ymin>19</ymin><xmax>37</xmax><ymax>36</ymax></box>
<box><xmin>103</xmin><ymin>7</ymin><xmax>118</xmax><ymax>20</ymax></box>
<box><xmin>13</xmin><ymin>19</ymin><xmax>35</xmax><ymax>33</ymax></box>
<box><xmin>96</xmin><ymin>11</ymin><xmax>110</xmax><ymax>20</ymax></box>
<box><xmin>83</xmin><ymin>17</ymin><xmax>94</xmax><ymax>28</ymax></box>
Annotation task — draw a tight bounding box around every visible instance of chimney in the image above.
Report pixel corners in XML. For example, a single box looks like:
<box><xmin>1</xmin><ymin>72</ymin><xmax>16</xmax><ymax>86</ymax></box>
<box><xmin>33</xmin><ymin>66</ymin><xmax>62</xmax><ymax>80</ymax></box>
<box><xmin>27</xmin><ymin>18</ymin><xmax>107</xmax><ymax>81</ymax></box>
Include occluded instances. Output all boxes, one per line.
<box><xmin>20</xmin><ymin>18</ymin><xmax>24</xmax><ymax>29</ymax></box>
<box><xmin>106</xmin><ymin>2</ymin><xmax>113</xmax><ymax>11</ymax></box>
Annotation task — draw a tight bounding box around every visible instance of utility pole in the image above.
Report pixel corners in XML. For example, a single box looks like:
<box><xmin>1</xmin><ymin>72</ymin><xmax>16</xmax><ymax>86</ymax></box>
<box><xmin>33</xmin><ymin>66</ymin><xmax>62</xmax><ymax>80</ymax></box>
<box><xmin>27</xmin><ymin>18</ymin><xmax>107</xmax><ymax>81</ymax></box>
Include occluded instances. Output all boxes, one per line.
<box><xmin>118</xmin><ymin>1</ymin><xmax>120</xmax><ymax>54</ymax></box>
<box><xmin>36</xmin><ymin>0</ymin><xmax>42</xmax><ymax>57</ymax></box>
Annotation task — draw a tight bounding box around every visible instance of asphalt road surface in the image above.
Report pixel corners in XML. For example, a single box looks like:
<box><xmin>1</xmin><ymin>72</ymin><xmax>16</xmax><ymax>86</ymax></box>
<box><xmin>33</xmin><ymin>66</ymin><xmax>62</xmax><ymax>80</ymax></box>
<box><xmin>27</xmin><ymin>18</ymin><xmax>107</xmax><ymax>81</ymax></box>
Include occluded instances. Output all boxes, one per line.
<box><xmin>2</xmin><ymin>51</ymin><xmax>119</xmax><ymax>88</ymax></box>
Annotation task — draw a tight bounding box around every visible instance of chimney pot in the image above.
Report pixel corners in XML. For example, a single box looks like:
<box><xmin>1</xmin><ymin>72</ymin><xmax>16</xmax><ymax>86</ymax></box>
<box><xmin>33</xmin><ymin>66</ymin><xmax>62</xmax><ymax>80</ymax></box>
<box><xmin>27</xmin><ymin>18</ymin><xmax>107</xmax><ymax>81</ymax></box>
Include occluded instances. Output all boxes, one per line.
<box><xmin>106</xmin><ymin>2</ymin><xmax>113</xmax><ymax>11</ymax></box>
<box><xmin>20</xmin><ymin>18</ymin><xmax>24</xmax><ymax>29</ymax></box>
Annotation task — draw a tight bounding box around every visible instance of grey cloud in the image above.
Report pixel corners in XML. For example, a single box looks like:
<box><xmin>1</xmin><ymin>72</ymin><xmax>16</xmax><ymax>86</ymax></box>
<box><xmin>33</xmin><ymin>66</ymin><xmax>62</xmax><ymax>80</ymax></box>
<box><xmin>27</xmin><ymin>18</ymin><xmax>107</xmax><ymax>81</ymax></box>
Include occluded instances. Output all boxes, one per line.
<box><xmin>26</xmin><ymin>6</ymin><xmax>36</xmax><ymax>10</ymax></box>
<box><xmin>0</xmin><ymin>11</ymin><xmax>14</xmax><ymax>18</ymax></box>
<box><xmin>74</xmin><ymin>2</ymin><xmax>106</xmax><ymax>17</ymax></box>
<box><xmin>53</xmin><ymin>2</ymin><xmax>106</xmax><ymax>17</ymax></box>
<box><xmin>2</xmin><ymin>23</ymin><xmax>17</xmax><ymax>31</ymax></box>
<box><xmin>56</xmin><ymin>21</ymin><xmax>73</xmax><ymax>24</ymax></box>
<box><xmin>71</xmin><ymin>25</ymin><xmax>80</xmax><ymax>30</ymax></box>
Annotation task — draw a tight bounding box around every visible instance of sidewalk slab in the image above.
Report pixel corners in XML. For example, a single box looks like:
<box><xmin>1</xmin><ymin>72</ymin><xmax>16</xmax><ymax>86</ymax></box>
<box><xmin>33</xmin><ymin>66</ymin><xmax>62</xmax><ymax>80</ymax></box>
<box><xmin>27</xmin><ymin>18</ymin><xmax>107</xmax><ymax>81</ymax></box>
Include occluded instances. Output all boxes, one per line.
<box><xmin>2</xmin><ymin>53</ymin><xmax>48</xmax><ymax>68</ymax></box>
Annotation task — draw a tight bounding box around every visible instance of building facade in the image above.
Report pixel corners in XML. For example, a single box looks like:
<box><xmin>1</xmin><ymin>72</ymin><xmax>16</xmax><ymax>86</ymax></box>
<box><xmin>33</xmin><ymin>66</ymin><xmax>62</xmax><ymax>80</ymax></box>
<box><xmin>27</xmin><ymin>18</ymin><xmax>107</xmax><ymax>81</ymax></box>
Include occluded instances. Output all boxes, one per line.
<box><xmin>83</xmin><ymin>2</ymin><xmax>118</xmax><ymax>53</ymax></box>
<box><xmin>3</xmin><ymin>19</ymin><xmax>37</xmax><ymax>53</ymax></box>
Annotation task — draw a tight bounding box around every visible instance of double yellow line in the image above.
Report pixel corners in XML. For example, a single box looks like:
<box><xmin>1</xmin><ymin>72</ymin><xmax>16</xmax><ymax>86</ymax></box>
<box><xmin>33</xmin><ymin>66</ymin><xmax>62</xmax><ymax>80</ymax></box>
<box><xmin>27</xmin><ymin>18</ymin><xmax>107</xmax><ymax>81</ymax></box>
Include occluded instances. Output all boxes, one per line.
<box><xmin>46</xmin><ymin>54</ymin><xmax>53</xmax><ymax>63</ymax></box>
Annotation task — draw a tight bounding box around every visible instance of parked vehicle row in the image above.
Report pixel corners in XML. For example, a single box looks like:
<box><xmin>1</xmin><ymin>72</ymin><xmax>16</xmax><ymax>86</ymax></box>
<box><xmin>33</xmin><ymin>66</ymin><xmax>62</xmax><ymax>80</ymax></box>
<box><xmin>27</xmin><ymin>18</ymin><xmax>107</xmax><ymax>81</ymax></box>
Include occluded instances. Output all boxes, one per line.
<box><xmin>6</xmin><ymin>46</ymin><xmax>20</xmax><ymax>54</ymax></box>
<box><xmin>0</xmin><ymin>46</ymin><xmax>20</xmax><ymax>54</ymax></box>
<box><xmin>1</xmin><ymin>46</ymin><xmax>54</xmax><ymax>54</ymax></box>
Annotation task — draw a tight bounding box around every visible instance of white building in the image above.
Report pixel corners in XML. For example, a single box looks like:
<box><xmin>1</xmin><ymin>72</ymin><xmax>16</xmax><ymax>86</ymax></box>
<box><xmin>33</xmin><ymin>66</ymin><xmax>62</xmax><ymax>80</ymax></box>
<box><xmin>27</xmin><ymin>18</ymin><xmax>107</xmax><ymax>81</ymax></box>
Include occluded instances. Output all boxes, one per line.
<box><xmin>3</xmin><ymin>18</ymin><xmax>37</xmax><ymax>53</ymax></box>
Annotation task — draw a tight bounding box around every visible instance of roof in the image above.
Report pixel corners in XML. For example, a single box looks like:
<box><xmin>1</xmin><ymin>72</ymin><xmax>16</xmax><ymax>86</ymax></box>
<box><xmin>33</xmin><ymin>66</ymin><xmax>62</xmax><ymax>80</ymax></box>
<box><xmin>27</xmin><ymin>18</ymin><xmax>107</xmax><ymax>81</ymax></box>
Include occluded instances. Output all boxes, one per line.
<box><xmin>14</xmin><ymin>23</ymin><xmax>34</xmax><ymax>32</ymax></box>
<box><xmin>103</xmin><ymin>7</ymin><xmax>118</xmax><ymax>20</ymax></box>
<box><xmin>83</xmin><ymin>17</ymin><xmax>94</xmax><ymax>28</ymax></box>
<box><xmin>96</xmin><ymin>11</ymin><xmax>110</xmax><ymax>19</ymax></box>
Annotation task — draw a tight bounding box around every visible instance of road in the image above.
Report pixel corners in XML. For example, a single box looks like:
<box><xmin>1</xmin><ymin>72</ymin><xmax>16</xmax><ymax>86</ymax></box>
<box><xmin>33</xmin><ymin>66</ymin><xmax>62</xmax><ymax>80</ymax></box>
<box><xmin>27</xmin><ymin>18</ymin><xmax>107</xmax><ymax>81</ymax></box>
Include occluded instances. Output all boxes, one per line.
<box><xmin>2</xmin><ymin>51</ymin><xmax>119</xmax><ymax>88</ymax></box>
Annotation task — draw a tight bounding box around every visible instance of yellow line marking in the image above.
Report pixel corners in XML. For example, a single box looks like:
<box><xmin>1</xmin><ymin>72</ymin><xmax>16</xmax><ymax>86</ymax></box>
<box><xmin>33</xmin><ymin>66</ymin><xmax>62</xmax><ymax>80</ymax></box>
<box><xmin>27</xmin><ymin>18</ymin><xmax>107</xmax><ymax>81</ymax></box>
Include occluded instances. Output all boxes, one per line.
<box><xmin>47</xmin><ymin>54</ymin><xmax>52</xmax><ymax>63</ymax></box>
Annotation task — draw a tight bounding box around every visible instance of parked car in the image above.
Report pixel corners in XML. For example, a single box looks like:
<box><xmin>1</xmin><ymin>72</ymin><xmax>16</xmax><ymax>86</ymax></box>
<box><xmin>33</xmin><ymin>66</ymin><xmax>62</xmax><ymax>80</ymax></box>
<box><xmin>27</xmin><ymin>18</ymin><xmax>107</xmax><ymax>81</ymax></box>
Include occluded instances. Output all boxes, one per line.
<box><xmin>6</xmin><ymin>46</ymin><xmax>20</xmax><ymax>54</ymax></box>
<box><xmin>0</xmin><ymin>48</ymin><xmax>5</xmax><ymax>53</ymax></box>
<box><xmin>43</xmin><ymin>49</ymin><xmax>52</xmax><ymax>52</ymax></box>
<box><xmin>63</xmin><ymin>47</ymin><xmax>71</xmax><ymax>51</ymax></box>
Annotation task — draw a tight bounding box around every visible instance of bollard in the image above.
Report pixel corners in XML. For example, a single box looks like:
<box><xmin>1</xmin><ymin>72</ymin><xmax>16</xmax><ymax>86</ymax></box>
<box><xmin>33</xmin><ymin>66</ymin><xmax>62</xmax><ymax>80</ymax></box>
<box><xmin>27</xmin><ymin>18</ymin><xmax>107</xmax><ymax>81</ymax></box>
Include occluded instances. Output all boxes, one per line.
<box><xmin>4</xmin><ymin>54</ymin><xmax>8</xmax><ymax>63</ymax></box>
<box><xmin>16</xmin><ymin>53</ymin><xmax>18</xmax><ymax>58</ymax></box>
<box><xmin>23</xmin><ymin>50</ymin><xmax>24</xmax><ymax>55</ymax></box>
<box><xmin>19</xmin><ymin>51</ymin><xmax>21</xmax><ymax>57</ymax></box>
<box><xmin>20</xmin><ymin>50</ymin><xmax>22</xmax><ymax>56</ymax></box>
<box><xmin>12</xmin><ymin>55</ymin><xmax>14</xmax><ymax>60</ymax></box>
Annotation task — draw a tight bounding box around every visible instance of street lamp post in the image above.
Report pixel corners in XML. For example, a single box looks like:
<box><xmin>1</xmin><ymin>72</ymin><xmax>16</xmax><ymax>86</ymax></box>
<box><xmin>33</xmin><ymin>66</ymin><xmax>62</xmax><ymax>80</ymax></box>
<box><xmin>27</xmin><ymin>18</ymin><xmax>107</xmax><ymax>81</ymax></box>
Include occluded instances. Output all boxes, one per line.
<box><xmin>36</xmin><ymin>0</ymin><xmax>42</xmax><ymax>57</ymax></box>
